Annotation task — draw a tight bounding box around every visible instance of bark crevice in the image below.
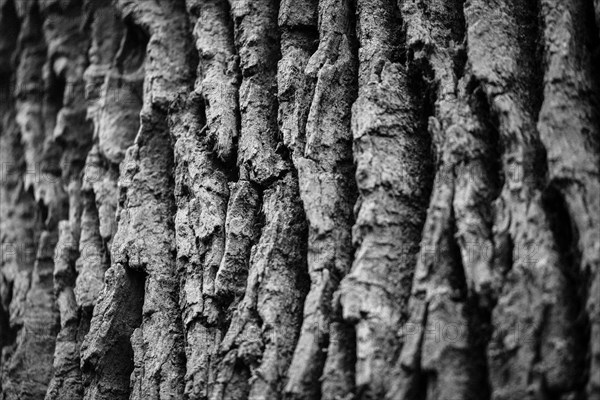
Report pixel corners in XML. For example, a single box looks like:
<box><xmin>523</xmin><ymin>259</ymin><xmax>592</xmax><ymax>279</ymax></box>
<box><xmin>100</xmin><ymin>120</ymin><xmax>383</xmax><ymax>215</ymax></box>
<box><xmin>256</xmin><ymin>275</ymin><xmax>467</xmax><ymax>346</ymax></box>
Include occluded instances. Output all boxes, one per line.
<box><xmin>1</xmin><ymin>0</ymin><xmax>599</xmax><ymax>399</ymax></box>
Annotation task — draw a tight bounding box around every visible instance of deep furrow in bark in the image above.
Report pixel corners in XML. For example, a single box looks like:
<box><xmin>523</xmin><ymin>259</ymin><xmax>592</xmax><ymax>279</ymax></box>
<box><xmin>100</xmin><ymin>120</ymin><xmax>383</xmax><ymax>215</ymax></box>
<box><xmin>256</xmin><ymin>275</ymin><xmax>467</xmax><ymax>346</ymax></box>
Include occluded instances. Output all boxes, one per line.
<box><xmin>336</xmin><ymin>0</ymin><xmax>432</xmax><ymax>397</ymax></box>
<box><xmin>0</xmin><ymin>103</ymin><xmax>32</xmax><ymax>360</ymax></box>
<box><xmin>7</xmin><ymin>1</ymin><xmax>53</xmax><ymax>345</ymax></box>
<box><xmin>2</xmin><ymin>0</ymin><xmax>91</xmax><ymax>397</ymax></box>
<box><xmin>211</xmin><ymin>0</ymin><xmax>309</xmax><ymax>398</ymax></box>
<box><xmin>0</xmin><ymin>7</ymin><xmax>21</xmax><ymax>353</ymax></box>
<box><xmin>396</xmin><ymin>95</ymin><xmax>497</xmax><ymax>400</ymax></box>
<box><xmin>541</xmin><ymin>187</ymin><xmax>589</xmax><ymax>399</ymax></box>
<box><xmin>75</xmin><ymin>171</ymin><xmax>111</xmax><ymax>315</ymax></box>
<box><xmin>214</xmin><ymin>174</ymin><xmax>307</xmax><ymax>400</ymax></box>
<box><xmin>394</xmin><ymin>0</ymin><xmax>499</xmax><ymax>398</ymax></box>
<box><xmin>277</xmin><ymin>0</ymin><xmax>357</xmax><ymax>397</ymax></box>
<box><xmin>14</xmin><ymin>1</ymin><xmax>47</xmax><ymax>196</ymax></box>
<box><xmin>114</xmin><ymin>1</ymin><xmax>193</xmax><ymax>399</ymax></box>
<box><xmin>397</xmin><ymin>167</ymin><xmax>471</xmax><ymax>400</ymax></box>
<box><xmin>75</xmin><ymin>148</ymin><xmax>117</xmax><ymax>314</ymax></box>
<box><xmin>170</xmin><ymin>67</ymin><xmax>227</xmax><ymax>400</ymax></box>
<box><xmin>79</xmin><ymin>0</ymin><xmax>144</xmax><ymax>290</ymax></box>
<box><xmin>48</xmin><ymin>1</ymin><xmax>141</xmax><ymax>398</ymax></box>
<box><xmin>46</xmin><ymin>221</ymin><xmax>82</xmax><ymax>400</ymax></box>
<box><xmin>80</xmin><ymin>262</ymin><xmax>144</xmax><ymax>399</ymax></box>
<box><xmin>82</xmin><ymin>1</ymin><xmax>194</xmax><ymax>399</ymax></box>
<box><xmin>215</xmin><ymin>181</ymin><xmax>260</xmax><ymax>302</ymax></box>
<box><xmin>230</xmin><ymin>0</ymin><xmax>288</xmax><ymax>186</ymax></box>
<box><xmin>537</xmin><ymin>0</ymin><xmax>600</xmax><ymax>396</ymax></box>
<box><xmin>0</xmin><ymin>2</ymin><xmax>47</xmax><ymax>398</ymax></box>
<box><xmin>0</xmin><ymin>113</ymin><xmax>39</xmax><ymax>391</ymax></box>
<box><xmin>0</xmin><ymin>0</ymin><xmax>23</xmax><ymax>352</ymax></box>
<box><xmin>75</xmin><ymin>2</ymin><xmax>148</xmax><ymax>398</ymax></box>
<box><xmin>186</xmin><ymin>0</ymin><xmax>239</xmax><ymax>163</ymax></box>
<box><xmin>78</xmin><ymin>153</ymin><xmax>141</xmax><ymax>400</ymax></box>
<box><xmin>277</xmin><ymin>0</ymin><xmax>318</xmax><ymax>158</ymax></box>
<box><xmin>465</xmin><ymin>0</ymin><xmax>586</xmax><ymax>398</ymax></box>
<box><xmin>166</xmin><ymin>1</ymin><xmax>238</xmax><ymax>398</ymax></box>
<box><xmin>10</xmin><ymin>229</ymin><xmax>60</xmax><ymax>398</ymax></box>
<box><xmin>43</xmin><ymin>1</ymin><xmax>96</xmax><ymax>398</ymax></box>
<box><xmin>320</xmin><ymin>311</ymin><xmax>357</xmax><ymax>400</ymax></box>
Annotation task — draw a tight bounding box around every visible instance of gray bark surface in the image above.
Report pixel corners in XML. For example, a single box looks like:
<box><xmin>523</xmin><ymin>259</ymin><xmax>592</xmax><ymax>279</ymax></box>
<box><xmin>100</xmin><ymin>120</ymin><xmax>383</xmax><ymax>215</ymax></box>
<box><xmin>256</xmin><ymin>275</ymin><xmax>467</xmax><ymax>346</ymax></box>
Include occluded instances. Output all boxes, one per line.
<box><xmin>0</xmin><ymin>0</ymin><xmax>598</xmax><ymax>399</ymax></box>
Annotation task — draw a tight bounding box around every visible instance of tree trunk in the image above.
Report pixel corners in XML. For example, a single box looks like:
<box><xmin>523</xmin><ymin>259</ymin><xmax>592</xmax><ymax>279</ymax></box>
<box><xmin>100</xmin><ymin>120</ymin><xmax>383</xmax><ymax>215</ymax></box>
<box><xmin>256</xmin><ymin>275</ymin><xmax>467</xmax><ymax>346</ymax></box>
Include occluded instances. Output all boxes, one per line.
<box><xmin>0</xmin><ymin>0</ymin><xmax>598</xmax><ymax>399</ymax></box>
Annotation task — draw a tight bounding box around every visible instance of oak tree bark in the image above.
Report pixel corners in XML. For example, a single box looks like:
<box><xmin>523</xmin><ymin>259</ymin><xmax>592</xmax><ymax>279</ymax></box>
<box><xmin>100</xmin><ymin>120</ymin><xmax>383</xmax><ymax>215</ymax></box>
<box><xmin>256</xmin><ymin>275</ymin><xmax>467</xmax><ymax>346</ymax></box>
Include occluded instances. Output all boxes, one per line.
<box><xmin>0</xmin><ymin>0</ymin><xmax>599</xmax><ymax>399</ymax></box>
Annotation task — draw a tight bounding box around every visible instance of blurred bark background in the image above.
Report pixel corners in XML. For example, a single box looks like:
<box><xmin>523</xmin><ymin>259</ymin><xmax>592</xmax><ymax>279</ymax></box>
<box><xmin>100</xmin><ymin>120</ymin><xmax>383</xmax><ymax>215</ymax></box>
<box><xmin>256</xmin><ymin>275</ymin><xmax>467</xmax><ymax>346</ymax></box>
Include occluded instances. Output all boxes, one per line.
<box><xmin>0</xmin><ymin>0</ymin><xmax>599</xmax><ymax>399</ymax></box>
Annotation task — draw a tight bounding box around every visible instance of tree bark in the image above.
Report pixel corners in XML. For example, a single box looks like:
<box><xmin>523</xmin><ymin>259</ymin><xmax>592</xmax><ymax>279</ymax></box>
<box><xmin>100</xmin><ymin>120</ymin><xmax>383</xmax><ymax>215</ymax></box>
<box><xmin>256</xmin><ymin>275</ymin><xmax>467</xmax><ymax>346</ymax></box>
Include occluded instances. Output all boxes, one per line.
<box><xmin>0</xmin><ymin>0</ymin><xmax>598</xmax><ymax>399</ymax></box>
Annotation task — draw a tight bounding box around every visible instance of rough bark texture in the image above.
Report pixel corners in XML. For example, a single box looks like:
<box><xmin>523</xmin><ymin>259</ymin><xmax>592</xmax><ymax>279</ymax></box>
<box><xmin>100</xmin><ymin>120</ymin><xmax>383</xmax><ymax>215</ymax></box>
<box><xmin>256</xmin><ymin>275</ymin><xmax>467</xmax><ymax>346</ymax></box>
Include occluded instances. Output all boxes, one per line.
<box><xmin>0</xmin><ymin>0</ymin><xmax>599</xmax><ymax>399</ymax></box>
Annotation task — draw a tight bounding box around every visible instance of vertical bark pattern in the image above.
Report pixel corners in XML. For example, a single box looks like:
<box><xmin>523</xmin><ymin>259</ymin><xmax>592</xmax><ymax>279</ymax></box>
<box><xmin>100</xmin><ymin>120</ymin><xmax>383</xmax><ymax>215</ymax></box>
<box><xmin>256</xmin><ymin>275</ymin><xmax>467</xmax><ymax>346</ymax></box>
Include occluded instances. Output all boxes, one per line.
<box><xmin>0</xmin><ymin>0</ymin><xmax>599</xmax><ymax>400</ymax></box>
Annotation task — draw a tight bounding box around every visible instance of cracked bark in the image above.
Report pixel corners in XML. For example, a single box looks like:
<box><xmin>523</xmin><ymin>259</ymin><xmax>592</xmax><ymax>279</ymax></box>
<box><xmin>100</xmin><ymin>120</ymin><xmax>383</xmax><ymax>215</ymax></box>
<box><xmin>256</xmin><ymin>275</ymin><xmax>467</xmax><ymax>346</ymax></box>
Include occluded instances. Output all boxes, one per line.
<box><xmin>1</xmin><ymin>0</ymin><xmax>599</xmax><ymax>400</ymax></box>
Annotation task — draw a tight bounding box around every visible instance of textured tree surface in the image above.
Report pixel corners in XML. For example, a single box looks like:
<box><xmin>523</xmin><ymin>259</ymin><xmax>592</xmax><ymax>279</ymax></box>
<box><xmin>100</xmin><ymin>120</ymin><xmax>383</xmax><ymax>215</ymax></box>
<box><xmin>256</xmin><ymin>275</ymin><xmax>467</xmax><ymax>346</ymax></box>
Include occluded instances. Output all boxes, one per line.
<box><xmin>0</xmin><ymin>0</ymin><xmax>599</xmax><ymax>399</ymax></box>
